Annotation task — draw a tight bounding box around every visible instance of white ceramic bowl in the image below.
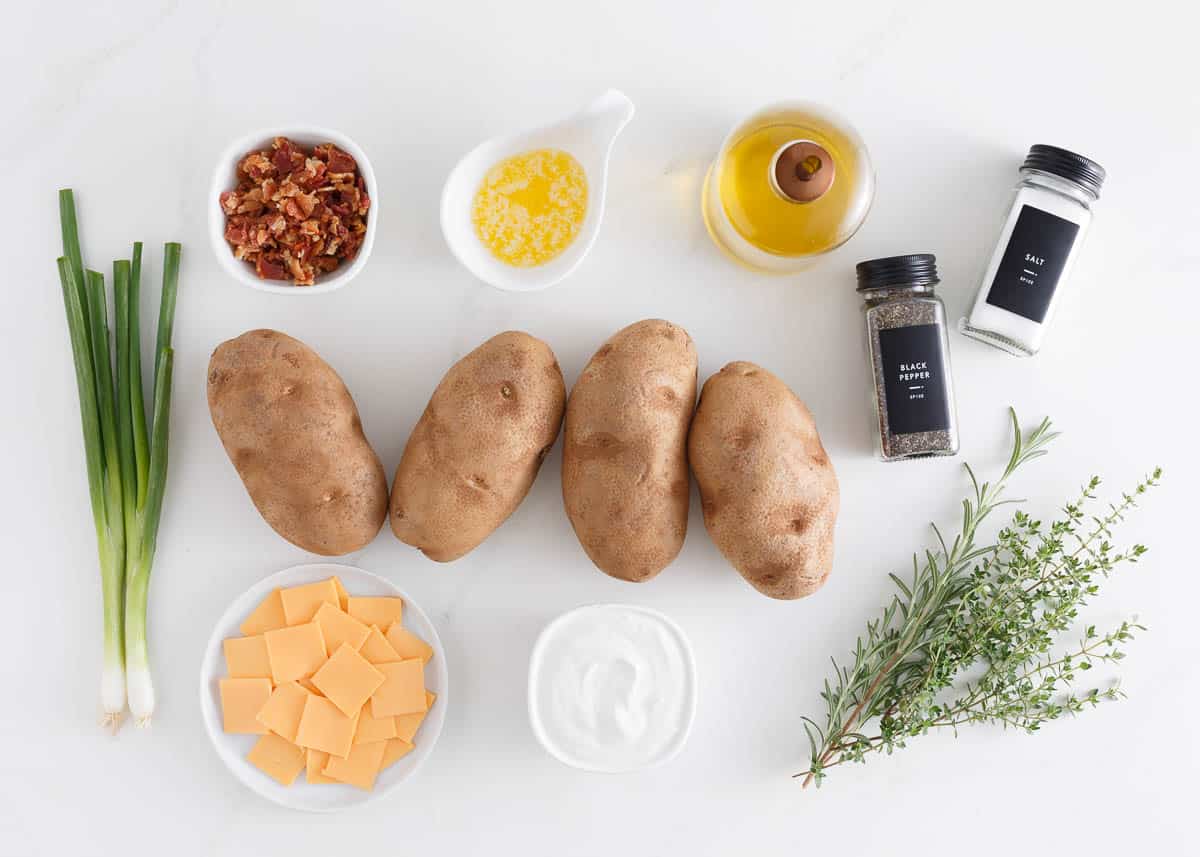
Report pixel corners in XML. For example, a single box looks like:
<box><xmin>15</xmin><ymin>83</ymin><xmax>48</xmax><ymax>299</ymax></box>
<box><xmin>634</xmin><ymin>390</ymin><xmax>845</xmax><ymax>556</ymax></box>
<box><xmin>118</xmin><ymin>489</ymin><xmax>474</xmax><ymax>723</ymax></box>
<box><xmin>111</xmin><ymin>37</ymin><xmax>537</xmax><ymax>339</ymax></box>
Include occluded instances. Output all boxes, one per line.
<box><xmin>200</xmin><ymin>563</ymin><xmax>447</xmax><ymax>812</ymax></box>
<box><xmin>527</xmin><ymin>603</ymin><xmax>697</xmax><ymax>773</ymax></box>
<box><xmin>440</xmin><ymin>90</ymin><xmax>634</xmax><ymax>292</ymax></box>
<box><xmin>208</xmin><ymin>126</ymin><xmax>378</xmax><ymax>295</ymax></box>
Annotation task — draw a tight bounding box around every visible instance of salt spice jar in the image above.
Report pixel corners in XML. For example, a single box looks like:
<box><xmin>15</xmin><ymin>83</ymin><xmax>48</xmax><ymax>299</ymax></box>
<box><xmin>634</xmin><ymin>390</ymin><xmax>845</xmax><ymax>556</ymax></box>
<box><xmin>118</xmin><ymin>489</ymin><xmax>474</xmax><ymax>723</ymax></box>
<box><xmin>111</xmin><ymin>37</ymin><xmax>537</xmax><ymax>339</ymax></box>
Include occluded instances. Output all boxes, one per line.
<box><xmin>858</xmin><ymin>254</ymin><xmax>959</xmax><ymax>461</ymax></box>
<box><xmin>960</xmin><ymin>145</ymin><xmax>1105</xmax><ymax>356</ymax></box>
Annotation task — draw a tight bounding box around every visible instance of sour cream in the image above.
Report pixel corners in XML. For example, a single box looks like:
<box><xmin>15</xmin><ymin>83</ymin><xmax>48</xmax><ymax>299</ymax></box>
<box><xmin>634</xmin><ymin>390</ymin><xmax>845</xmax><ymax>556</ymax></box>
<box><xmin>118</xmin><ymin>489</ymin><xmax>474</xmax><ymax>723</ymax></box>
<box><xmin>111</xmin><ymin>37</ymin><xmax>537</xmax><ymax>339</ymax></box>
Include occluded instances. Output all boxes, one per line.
<box><xmin>528</xmin><ymin>604</ymin><xmax>696</xmax><ymax>773</ymax></box>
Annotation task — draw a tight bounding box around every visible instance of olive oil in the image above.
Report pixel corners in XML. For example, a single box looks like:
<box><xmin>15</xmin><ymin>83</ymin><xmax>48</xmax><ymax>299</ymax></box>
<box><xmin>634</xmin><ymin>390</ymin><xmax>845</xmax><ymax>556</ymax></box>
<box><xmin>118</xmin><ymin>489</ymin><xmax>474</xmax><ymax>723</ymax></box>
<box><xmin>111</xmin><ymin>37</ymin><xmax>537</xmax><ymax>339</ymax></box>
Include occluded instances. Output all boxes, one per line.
<box><xmin>702</xmin><ymin>103</ymin><xmax>874</xmax><ymax>272</ymax></box>
<box><xmin>472</xmin><ymin>148</ymin><xmax>588</xmax><ymax>267</ymax></box>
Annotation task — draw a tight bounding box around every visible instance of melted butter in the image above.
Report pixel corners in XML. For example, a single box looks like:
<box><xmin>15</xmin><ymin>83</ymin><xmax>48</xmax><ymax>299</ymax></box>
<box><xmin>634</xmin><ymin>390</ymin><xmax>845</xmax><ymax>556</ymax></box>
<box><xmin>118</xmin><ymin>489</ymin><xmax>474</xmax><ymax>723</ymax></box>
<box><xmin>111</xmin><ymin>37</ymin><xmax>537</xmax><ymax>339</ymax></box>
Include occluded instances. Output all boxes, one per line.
<box><xmin>472</xmin><ymin>149</ymin><xmax>588</xmax><ymax>267</ymax></box>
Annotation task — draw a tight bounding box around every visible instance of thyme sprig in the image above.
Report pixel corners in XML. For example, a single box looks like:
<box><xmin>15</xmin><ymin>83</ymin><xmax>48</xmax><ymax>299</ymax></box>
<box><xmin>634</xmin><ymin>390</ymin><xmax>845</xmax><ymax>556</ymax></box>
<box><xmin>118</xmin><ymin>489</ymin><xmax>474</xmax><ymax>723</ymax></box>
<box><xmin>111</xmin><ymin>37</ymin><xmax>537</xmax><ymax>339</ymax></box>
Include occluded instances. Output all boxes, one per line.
<box><xmin>800</xmin><ymin>409</ymin><xmax>1160</xmax><ymax>788</ymax></box>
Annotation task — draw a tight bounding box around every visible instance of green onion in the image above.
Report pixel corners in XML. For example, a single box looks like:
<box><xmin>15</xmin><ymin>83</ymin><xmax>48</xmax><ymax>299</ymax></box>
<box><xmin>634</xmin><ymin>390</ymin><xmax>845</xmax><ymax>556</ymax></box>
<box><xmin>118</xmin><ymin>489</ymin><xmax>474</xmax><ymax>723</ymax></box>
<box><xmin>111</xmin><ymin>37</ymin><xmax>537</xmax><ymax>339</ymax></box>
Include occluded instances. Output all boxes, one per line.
<box><xmin>56</xmin><ymin>190</ymin><xmax>180</xmax><ymax>729</ymax></box>
<box><xmin>57</xmin><ymin>254</ymin><xmax>125</xmax><ymax>728</ymax></box>
<box><xmin>128</xmin><ymin>243</ymin><xmax>149</xmax><ymax>507</ymax></box>
<box><xmin>125</xmin><ymin>244</ymin><xmax>179</xmax><ymax>726</ymax></box>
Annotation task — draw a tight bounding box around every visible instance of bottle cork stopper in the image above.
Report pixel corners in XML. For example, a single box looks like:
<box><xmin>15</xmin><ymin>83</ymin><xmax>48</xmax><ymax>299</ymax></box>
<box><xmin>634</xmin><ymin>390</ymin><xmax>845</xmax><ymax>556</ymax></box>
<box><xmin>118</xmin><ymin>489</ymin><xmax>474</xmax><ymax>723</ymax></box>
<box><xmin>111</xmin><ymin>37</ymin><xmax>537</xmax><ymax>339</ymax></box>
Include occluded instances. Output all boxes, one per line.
<box><xmin>771</xmin><ymin>140</ymin><xmax>835</xmax><ymax>203</ymax></box>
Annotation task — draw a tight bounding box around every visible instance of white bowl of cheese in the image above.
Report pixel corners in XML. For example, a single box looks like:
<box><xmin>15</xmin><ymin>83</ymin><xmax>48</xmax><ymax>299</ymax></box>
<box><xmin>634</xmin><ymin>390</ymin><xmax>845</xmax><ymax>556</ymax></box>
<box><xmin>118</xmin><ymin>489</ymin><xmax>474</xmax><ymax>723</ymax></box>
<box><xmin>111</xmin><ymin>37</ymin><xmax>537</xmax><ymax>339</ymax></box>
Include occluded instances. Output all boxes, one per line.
<box><xmin>200</xmin><ymin>563</ymin><xmax>448</xmax><ymax>812</ymax></box>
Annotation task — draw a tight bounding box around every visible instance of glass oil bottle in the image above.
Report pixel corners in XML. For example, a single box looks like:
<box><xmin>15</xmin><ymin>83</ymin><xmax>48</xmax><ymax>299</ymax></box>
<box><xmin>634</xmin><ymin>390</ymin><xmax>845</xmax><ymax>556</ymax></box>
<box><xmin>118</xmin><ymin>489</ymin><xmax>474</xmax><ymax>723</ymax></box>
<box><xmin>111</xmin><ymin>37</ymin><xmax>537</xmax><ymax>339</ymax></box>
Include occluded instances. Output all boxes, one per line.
<box><xmin>702</xmin><ymin>102</ymin><xmax>874</xmax><ymax>273</ymax></box>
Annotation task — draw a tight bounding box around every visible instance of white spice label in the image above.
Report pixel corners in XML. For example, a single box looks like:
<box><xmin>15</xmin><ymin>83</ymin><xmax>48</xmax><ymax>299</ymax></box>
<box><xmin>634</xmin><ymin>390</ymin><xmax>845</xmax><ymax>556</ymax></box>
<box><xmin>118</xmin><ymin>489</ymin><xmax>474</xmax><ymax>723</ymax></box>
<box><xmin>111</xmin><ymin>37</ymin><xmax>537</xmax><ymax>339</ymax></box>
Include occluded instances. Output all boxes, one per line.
<box><xmin>878</xmin><ymin>324</ymin><xmax>950</xmax><ymax>435</ymax></box>
<box><xmin>985</xmin><ymin>205</ymin><xmax>1080</xmax><ymax>323</ymax></box>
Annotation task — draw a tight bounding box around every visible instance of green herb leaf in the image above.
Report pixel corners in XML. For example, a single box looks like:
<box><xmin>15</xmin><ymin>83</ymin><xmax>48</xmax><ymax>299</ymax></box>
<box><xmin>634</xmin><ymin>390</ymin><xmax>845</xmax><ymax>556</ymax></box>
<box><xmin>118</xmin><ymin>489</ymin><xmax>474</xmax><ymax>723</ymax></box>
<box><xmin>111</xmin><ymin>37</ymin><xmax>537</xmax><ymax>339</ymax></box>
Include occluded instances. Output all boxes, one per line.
<box><xmin>799</xmin><ymin>411</ymin><xmax>1160</xmax><ymax>788</ymax></box>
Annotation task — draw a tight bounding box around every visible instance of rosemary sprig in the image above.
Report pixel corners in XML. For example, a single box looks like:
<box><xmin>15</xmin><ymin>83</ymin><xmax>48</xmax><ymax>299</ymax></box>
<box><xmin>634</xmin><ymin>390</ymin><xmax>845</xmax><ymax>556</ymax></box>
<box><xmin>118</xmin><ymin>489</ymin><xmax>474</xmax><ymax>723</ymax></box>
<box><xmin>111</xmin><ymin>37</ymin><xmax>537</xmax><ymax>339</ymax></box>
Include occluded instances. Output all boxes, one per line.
<box><xmin>800</xmin><ymin>409</ymin><xmax>1160</xmax><ymax>788</ymax></box>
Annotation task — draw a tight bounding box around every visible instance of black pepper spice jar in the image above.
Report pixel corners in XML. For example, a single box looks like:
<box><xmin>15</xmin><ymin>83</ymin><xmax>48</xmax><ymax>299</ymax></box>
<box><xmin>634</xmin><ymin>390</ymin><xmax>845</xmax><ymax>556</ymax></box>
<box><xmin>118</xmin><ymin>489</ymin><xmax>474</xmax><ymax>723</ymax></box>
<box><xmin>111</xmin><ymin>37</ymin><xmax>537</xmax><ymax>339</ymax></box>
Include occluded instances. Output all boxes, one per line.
<box><xmin>858</xmin><ymin>254</ymin><xmax>960</xmax><ymax>461</ymax></box>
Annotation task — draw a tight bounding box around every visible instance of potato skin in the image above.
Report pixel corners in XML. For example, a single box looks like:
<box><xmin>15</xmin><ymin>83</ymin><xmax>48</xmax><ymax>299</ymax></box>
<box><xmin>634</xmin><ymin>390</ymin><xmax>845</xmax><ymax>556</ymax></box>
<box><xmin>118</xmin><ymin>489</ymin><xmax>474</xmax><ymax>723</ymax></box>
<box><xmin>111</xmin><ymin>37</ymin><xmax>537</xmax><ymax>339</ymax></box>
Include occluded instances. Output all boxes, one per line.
<box><xmin>390</xmin><ymin>331</ymin><xmax>566</xmax><ymax>562</ymax></box>
<box><xmin>207</xmin><ymin>329</ymin><xmax>388</xmax><ymax>556</ymax></box>
<box><xmin>687</xmin><ymin>362</ymin><xmax>839</xmax><ymax>600</ymax></box>
<box><xmin>562</xmin><ymin>319</ymin><xmax>697</xmax><ymax>582</ymax></box>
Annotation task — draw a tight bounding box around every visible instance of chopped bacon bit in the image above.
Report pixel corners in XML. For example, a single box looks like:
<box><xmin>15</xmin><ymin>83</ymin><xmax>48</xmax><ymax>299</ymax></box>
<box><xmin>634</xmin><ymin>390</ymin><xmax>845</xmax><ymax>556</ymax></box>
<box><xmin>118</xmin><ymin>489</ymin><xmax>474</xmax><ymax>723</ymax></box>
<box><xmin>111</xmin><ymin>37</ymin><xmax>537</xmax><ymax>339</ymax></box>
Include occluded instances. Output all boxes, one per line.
<box><xmin>296</xmin><ymin>192</ymin><xmax>317</xmax><ymax>217</ymax></box>
<box><xmin>271</xmin><ymin>138</ymin><xmax>295</xmax><ymax>173</ymax></box>
<box><xmin>240</xmin><ymin>153</ymin><xmax>275</xmax><ymax>182</ymax></box>
<box><xmin>224</xmin><ymin>219</ymin><xmax>250</xmax><ymax>246</ymax></box>
<box><xmin>256</xmin><ymin>255</ymin><xmax>288</xmax><ymax>280</ymax></box>
<box><xmin>219</xmin><ymin>191</ymin><xmax>239</xmax><ymax>216</ymax></box>
<box><xmin>285</xmin><ymin>253</ymin><xmax>307</xmax><ymax>282</ymax></box>
<box><xmin>220</xmin><ymin>136</ymin><xmax>369</xmax><ymax>285</ymax></box>
<box><xmin>314</xmin><ymin>143</ymin><xmax>358</xmax><ymax>174</ymax></box>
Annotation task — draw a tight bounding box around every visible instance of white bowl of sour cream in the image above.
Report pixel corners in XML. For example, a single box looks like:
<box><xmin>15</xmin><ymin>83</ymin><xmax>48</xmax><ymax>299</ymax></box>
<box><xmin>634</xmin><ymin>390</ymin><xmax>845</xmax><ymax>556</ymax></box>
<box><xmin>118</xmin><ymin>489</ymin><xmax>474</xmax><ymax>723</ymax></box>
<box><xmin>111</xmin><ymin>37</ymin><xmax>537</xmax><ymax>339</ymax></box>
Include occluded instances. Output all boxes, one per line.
<box><xmin>527</xmin><ymin>604</ymin><xmax>697</xmax><ymax>773</ymax></box>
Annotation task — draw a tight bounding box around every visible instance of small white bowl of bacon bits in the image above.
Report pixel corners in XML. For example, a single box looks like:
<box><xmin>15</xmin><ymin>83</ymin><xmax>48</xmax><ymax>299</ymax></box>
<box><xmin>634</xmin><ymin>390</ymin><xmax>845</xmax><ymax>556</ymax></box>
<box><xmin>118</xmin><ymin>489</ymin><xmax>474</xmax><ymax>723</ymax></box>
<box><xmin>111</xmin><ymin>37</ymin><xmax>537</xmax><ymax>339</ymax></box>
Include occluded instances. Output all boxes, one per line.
<box><xmin>210</xmin><ymin>126</ymin><xmax>378</xmax><ymax>294</ymax></box>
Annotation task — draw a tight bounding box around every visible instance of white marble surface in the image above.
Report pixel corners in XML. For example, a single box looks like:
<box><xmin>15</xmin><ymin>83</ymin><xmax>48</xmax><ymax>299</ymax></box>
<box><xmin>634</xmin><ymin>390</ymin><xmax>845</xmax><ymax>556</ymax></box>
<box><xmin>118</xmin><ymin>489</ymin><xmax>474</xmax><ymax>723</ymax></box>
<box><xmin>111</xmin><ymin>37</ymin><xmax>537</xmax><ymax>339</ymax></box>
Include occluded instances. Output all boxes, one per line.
<box><xmin>4</xmin><ymin>1</ymin><xmax>1197</xmax><ymax>854</ymax></box>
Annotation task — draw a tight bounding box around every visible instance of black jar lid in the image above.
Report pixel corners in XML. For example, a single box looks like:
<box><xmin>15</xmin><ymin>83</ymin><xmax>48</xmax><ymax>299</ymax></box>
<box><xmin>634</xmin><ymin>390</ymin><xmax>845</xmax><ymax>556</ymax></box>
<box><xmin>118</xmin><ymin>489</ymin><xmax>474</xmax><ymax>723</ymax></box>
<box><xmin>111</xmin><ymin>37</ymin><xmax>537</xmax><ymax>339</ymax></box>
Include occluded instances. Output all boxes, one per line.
<box><xmin>856</xmin><ymin>254</ymin><xmax>939</xmax><ymax>291</ymax></box>
<box><xmin>1022</xmin><ymin>144</ymin><xmax>1106</xmax><ymax>197</ymax></box>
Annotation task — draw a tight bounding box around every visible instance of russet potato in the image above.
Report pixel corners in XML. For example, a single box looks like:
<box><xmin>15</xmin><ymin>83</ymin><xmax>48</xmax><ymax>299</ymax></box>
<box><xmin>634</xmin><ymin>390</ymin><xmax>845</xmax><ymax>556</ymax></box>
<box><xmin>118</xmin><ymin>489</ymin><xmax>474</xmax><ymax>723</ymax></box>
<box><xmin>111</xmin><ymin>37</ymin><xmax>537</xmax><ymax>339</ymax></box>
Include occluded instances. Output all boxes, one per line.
<box><xmin>389</xmin><ymin>331</ymin><xmax>566</xmax><ymax>562</ymax></box>
<box><xmin>562</xmin><ymin>319</ymin><xmax>697</xmax><ymax>582</ymax></box>
<box><xmin>687</xmin><ymin>361</ymin><xmax>839</xmax><ymax>599</ymax></box>
<box><xmin>207</xmin><ymin>329</ymin><xmax>388</xmax><ymax>556</ymax></box>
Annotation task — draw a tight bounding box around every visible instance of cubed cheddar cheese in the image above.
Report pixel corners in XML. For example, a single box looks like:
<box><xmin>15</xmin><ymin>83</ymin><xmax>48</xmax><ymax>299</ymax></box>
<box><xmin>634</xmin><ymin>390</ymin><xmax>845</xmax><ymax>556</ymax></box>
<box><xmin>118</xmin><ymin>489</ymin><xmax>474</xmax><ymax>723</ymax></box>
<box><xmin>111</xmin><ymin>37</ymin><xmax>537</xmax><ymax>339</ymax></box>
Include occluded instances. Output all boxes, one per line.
<box><xmin>223</xmin><ymin>634</ymin><xmax>272</xmax><ymax>680</ymax></box>
<box><xmin>313</xmin><ymin>602</ymin><xmax>371</xmax><ymax>654</ymax></box>
<box><xmin>280</xmin><ymin>579</ymin><xmax>340</xmax><ymax>626</ymax></box>
<box><xmin>305</xmin><ymin>748</ymin><xmax>338</xmax><ymax>784</ymax></box>
<box><xmin>385</xmin><ymin>623</ymin><xmax>434</xmax><ymax>664</ymax></box>
<box><xmin>311</xmin><ymin>643</ymin><xmax>386</xmax><ymax>717</ymax></box>
<box><xmin>354</xmin><ymin>708</ymin><xmax>397</xmax><ymax>745</ymax></box>
<box><xmin>247</xmin><ymin>733</ymin><xmax>306</xmax><ymax>786</ymax></box>
<box><xmin>323</xmin><ymin>739</ymin><xmax>387</xmax><ymax>791</ymax></box>
<box><xmin>255</xmin><ymin>681</ymin><xmax>311</xmax><ymax>743</ymax></box>
<box><xmin>264</xmin><ymin>622</ymin><xmax>327</xmax><ymax>684</ymax></box>
<box><xmin>380</xmin><ymin>737</ymin><xmax>414</xmax><ymax>770</ymax></box>
<box><xmin>370</xmin><ymin>659</ymin><xmax>426</xmax><ymax>717</ymax></box>
<box><xmin>219</xmin><ymin>677</ymin><xmax>272</xmax><ymax>734</ymax></box>
<box><xmin>239</xmin><ymin>589</ymin><xmax>287</xmax><ymax>636</ymax></box>
<box><xmin>346</xmin><ymin>596</ymin><xmax>403</xmax><ymax>629</ymax></box>
<box><xmin>393</xmin><ymin>690</ymin><xmax>436</xmax><ymax>743</ymax></box>
<box><xmin>295</xmin><ymin>694</ymin><xmax>359</xmax><ymax>759</ymax></box>
<box><xmin>359</xmin><ymin>626</ymin><xmax>402</xmax><ymax>664</ymax></box>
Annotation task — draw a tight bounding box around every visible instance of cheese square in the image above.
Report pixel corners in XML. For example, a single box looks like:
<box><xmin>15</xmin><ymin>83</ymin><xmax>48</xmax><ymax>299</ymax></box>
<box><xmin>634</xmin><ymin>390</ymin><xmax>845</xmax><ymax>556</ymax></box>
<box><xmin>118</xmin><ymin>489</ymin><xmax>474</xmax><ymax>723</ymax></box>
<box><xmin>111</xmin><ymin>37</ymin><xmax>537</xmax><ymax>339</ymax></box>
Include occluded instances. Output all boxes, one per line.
<box><xmin>239</xmin><ymin>588</ymin><xmax>287</xmax><ymax>636</ymax></box>
<box><xmin>346</xmin><ymin>596</ymin><xmax>403</xmax><ymax>629</ymax></box>
<box><xmin>354</xmin><ymin>708</ymin><xmax>397</xmax><ymax>745</ymax></box>
<box><xmin>311</xmin><ymin>643</ymin><xmax>386</xmax><ymax>717</ymax></box>
<box><xmin>219</xmin><ymin>678</ymin><xmax>272</xmax><ymax>734</ymax></box>
<box><xmin>280</xmin><ymin>579</ymin><xmax>340</xmax><ymax>626</ymax></box>
<box><xmin>223</xmin><ymin>634</ymin><xmax>272</xmax><ymax>680</ymax></box>
<box><xmin>330</xmin><ymin>576</ymin><xmax>350</xmax><ymax>611</ymax></box>
<box><xmin>359</xmin><ymin>626</ymin><xmax>402</xmax><ymax>664</ymax></box>
<box><xmin>247</xmin><ymin>733</ymin><xmax>305</xmax><ymax>786</ymax></box>
<box><xmin>380</xmin><ymin>737</ymin><xmax>414</xmax><ymax>770</ymax></box>
<box><xmin>323</xmin><ymin>739</ymin><xmax>387</xmax><ymax>791</ymax></box>
<box><xmin>264</xmin><ymin>622</ymin><xmax>327</xmax><ymax>684</ymax></box>
<box><xmin>370</xmin><ymin>659</ymin><xmax>426</xmax><ymax>717</ymax></box>
<box><xmin>305</xmin><ymin>748</ymin><xmax>338</xmax><ymax>784</ymax></box>
<box><xmin>255</xmin><ymin>681</ymin><xmax>310</xmax><ymax>743</ymax></box>
<box><xmin>295</xmin><ymin>694</ymin><xmax>359</xmax><ymax>759</ymax></box>
<box><xmin>385</xmin><ymin>623</ymin><xmax>434</xmax><ymax>664</ymax></box>
<box><xmin>393</xmin><ymin>690</ymin><xmax>436</xmax><ymax>742</ymax></box>
<box><xmin>314</xmin><ymin>602</ymin><xmax>371</xmax><ymax>655</ymax></box>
